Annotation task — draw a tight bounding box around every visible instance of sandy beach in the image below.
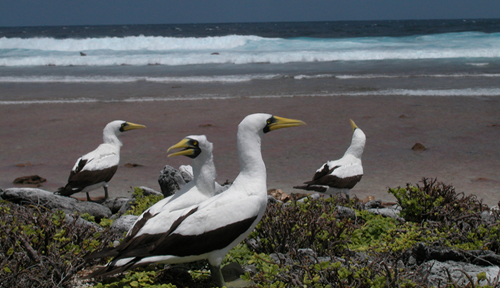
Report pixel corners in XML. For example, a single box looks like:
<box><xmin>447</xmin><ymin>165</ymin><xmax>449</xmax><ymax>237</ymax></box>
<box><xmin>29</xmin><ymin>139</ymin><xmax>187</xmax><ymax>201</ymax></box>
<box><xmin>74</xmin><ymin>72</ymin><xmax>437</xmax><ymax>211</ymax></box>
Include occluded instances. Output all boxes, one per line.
<box><xmin>1</xmin><ymin>88</ymin><xmax>499</xmax><ymax>206</ymax></box>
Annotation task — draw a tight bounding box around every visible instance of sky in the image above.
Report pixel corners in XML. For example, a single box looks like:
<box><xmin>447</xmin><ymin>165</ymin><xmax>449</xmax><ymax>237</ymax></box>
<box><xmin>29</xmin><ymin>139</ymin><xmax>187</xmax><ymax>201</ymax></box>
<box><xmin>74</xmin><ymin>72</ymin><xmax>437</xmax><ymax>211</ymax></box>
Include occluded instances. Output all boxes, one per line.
<box><xmin>1</xmin><ymin>0</ymin><xmax>500</xmax><ymax>27</ymax></box>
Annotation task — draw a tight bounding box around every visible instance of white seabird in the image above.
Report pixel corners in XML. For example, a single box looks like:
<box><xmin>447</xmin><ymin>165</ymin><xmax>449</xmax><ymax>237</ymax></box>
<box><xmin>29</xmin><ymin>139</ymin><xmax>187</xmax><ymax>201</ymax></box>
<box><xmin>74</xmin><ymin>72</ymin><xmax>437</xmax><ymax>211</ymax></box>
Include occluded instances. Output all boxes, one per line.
<box><xmin>125</xmin><ymin>134</ymin><xmax>224</xmax><ymax>241</ymax></box>
<box><xmin>56</xmin><ymin>120</ymin><xmax>146</xmax><ymax>201</ymax></box>
<box><xmin>84</xmin><ymin>113</ymin><xmax>306</xmax><ymax>287</ymax></box>
<box><xmin>294</xmin><ymin>119</ymin><xmax>366</xmax><ymax>199</ymax></box>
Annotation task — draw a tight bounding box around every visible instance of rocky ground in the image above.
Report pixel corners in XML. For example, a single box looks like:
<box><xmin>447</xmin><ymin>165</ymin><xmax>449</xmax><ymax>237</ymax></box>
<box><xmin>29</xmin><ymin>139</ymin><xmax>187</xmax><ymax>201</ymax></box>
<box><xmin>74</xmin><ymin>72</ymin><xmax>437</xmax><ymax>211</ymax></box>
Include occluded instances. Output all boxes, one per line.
<box><xmin>1</xmin><ymin>167</ymin><xmax>500</xmax><ymax>287</ymax></box>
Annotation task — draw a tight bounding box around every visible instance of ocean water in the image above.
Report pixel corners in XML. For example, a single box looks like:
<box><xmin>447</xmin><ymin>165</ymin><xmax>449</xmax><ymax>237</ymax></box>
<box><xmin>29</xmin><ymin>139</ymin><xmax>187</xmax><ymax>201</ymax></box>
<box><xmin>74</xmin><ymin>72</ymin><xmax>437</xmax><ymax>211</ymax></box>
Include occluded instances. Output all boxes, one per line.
<box><xmin>1</xmin><ymin>19</ymin><xmax>500</xmax><ymax>102</ymax></box>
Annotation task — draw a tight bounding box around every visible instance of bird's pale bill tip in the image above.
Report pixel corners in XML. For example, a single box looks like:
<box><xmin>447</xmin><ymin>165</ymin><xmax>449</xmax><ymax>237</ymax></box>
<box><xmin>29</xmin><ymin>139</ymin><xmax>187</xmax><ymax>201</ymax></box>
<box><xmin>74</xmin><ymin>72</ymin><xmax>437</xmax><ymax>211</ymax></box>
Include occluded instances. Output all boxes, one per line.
<box><xmin>269</xmin><ymin>116</ymin><xmax>306</xmax><ymax>131</ymax></box>
<box><xmin>124</xmin><ymin>122</ymin><xmax>147</xmax><ymax>131</ymax></box>
<box><xmin>349</xmin><ymin>119</ymin><xmax>358</xmax><ymax>131</ymax></box>
<box><xmin>167</xmin><ymin>138</ymin><xmax>193</xmax><ymax>157</ymax></box>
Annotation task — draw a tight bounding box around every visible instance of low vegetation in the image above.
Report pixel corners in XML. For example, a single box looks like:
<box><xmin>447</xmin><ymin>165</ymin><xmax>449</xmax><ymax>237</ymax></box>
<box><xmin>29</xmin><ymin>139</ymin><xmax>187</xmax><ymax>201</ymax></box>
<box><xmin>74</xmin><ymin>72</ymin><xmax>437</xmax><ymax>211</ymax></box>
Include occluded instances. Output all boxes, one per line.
<box><xmin>1</xmin><ymin>178</ymin><xmax>500</xmax><ymax>287</ymax></box>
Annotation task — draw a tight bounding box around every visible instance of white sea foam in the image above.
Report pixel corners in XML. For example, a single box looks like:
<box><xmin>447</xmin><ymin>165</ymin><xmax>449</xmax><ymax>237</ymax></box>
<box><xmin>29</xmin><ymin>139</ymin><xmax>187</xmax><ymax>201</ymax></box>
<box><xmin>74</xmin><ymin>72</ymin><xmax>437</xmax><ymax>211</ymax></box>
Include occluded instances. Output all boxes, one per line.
<box><xmin>1</xmin><ymin>32</ymin><xmax>500</xmax><ymax>67</ymax></box>
<box><xmin>335</xmin><ymin>73</ymin><xmax>500</xmax><ymax>79</ymax></box>
<box><xmin>0</xmin><ymin>74</ymin><xmax>280</xmax><ymax>83</ymax></box>
<box><xmin>1</xmin><ymin>88</ymin><xmax>499</xmax><ymax>105</ymax></box>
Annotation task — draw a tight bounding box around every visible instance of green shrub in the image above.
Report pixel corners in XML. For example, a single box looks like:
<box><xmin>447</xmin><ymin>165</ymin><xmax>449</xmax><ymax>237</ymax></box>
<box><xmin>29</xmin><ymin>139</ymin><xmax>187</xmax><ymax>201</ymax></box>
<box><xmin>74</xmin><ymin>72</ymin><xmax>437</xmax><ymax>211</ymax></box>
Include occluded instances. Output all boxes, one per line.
<box><xmin>125</xmin><ymin>187</ymin><xmax>164</xmax><ymax>216</ymax></box>
<box><xmin>0</xmin><ymin>201</ymin><xmax>120</xmax><ymax>287</ymax></box>
<box><xmin>388</xmin><ymin>177</ymin><xmax>486</xmax><ymax>224</ymax></box>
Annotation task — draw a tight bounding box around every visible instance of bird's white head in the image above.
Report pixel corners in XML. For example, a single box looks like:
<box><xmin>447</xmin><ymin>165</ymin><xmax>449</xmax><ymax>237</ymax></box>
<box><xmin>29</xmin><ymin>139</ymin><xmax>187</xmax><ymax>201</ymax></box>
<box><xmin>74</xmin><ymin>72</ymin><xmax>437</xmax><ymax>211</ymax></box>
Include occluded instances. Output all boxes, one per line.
<box><xmin>238</xmin><ymin>113</ymin><xmax>306</xmax><ymax>136</ymax></box>
<box><xmin>167</xmin><ymin>135</ymin><xmax>213</xmax><ymax>159</ymax></box>
<box><xmin>103</xmin><ymin>120</ymin><xmax>146</xmax><ymax>145</ymax></box>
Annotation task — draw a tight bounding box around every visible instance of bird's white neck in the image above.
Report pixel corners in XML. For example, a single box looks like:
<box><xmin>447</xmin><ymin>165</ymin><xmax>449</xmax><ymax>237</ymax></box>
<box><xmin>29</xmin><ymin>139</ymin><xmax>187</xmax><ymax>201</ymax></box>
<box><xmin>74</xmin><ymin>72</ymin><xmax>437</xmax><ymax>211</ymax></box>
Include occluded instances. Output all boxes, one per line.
<box><xmin>103</xmin><ymin>129</ymin><xmax>123</xmax><ymax>147</ymax></box>
<box><xmin>234</xmin><ymin>127</ymin><xmax>267</xmax><ymax>192</ymax></box>
<box><xmin>192</xmin><ymin>153</ymin><xmax>217</xmax><ymax>196</ymax></box>
<box><xmin>344</xmin><ymin>129</ymin><xmax>365</xmax><ymax>158</ymax></box>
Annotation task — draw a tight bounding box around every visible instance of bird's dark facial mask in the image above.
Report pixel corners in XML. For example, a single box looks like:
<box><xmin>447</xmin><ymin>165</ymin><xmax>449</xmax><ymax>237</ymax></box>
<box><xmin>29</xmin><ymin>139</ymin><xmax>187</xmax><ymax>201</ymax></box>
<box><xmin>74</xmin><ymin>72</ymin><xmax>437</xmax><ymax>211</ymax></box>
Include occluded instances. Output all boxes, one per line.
<box><xmin>167</xmin><ymin>138</ymin><xmax>202</xmax><ymax>159</ymax></box>
<box><xmin>120</xmin><ymin>122</ymin><xmax>147</xmax><ymax>132</ymax></box>
<box><xmin>263</xmin><ymin>115</ymin><xmax>306</xmax><ymax>133</ymax></box>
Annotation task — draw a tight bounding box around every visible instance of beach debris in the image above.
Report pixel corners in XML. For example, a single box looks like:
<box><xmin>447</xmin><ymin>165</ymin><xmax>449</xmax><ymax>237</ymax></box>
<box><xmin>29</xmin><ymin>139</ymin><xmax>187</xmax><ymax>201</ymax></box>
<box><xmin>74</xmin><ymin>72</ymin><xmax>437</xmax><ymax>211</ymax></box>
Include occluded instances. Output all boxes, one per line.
<box><xmin>13</xmin><ymin>175</ymin><xmax>46</xmax><ymax>185</ymax></box>
<box><xmin>199</xmin><ymin>123</ymin><xmax>214</xmax><ymax>127</ymax></box>
<box><xmin>411</xmin><ymin>142</ymin><xmax>426</xmax><ymax>151</ymax></box>
<box><xmin>268</xmin><ymin>188</ymin><xmax>291</xmax><ymax>202</ymax></box>
<box><xmin>360</xmin><ymin>195</ymin><xmax>375</xmax><ymax>203</ymax></box>
<box><xmin>124</xmin><ymin>162</ymin><xmax>142</xmax><ymax>167</ymax></box>
<box><xmin>15</xmin><ymin>162</ymin><xmax>33</xmax><ymax>167</ymax></box>
<box><xmin>211</xmin><ymin>52</ymin><xmax>220</xmax><ymax>55</ymax></box>
<box><xmin>399</xmin><ymin>114</ymin><xmax>407</xmax><ymax>118</ymax></box>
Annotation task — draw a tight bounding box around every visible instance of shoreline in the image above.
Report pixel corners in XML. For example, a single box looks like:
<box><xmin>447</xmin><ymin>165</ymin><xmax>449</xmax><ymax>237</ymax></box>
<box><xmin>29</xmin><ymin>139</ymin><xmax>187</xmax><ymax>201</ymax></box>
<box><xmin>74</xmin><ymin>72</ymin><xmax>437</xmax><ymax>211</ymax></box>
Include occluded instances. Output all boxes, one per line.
<box><xmin>1</xmin><ymin>95</ymin><xmax>500</xmax><ymax>206</ymax></box>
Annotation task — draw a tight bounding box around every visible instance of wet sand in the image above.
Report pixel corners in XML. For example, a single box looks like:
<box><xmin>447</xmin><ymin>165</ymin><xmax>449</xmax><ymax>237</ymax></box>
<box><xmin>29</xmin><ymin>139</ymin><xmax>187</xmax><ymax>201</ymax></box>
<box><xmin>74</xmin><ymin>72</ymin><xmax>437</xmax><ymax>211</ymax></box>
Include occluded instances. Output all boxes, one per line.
<box><xmin>1</xmin><ymin>95</ymin><xmax>500</xmax><ymax>206</ymax></box>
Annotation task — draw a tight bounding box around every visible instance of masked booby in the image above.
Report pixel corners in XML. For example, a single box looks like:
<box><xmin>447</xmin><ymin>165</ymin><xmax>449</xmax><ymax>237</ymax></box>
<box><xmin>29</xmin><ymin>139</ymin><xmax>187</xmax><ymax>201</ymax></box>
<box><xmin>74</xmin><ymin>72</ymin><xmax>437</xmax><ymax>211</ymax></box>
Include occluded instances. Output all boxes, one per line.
<box><xmin>294</xmin><ymin>119</ymin><xmax>365</xmax><ymax>199</ymax></box>
<box><xmin>124</xmin><ymin>135</ymin><xmax>223</xmax><ymax>242</ymax></box>
<box><xmin>55</xmin><ymin>120</ymin><xmax>146</xmax><ymax>201</ymax></box>
<box><xmin>84</xmin><ymin>114</ymin><xmax>306</xmax><ymax>287</ymax></box>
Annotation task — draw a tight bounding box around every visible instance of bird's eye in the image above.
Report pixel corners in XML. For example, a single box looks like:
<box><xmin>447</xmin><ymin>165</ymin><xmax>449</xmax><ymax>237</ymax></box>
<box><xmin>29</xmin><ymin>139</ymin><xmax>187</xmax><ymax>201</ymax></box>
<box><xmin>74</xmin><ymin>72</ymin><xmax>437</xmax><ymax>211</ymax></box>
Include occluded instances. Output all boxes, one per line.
<box><xmin>193</xmin><ymin>141</ymin><xmax>198</xmax><ymax>146</ymax></box>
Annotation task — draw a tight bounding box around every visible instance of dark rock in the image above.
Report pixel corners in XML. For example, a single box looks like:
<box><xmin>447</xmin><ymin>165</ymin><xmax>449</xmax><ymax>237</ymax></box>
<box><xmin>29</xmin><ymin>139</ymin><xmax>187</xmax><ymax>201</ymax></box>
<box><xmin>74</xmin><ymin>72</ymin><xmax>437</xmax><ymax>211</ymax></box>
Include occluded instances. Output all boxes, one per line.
<box><xmin>409</xmin><ymin>243</ymin><xmax>500</xmax><ymax>266</ymax></box>
<box><xmin>158</xmin><ymin>165</ymin><xmax>193</xmax><ymax>197</ymax></box>
<box><xmin>335</xmin><ymin>206</ymin><xmax>356</xmax><ymax>220</ymax></box>
<box><xmin>221</xmin><ymin>262</ymin><xmax>245</xmax><ymax>282</ymax></box>
<box><xmin>101</xmin><ymin>197</ymin><xmax>132</xmax><ymax>214</ymax></box>
<box><xmin>412</xmin><ymin>143</ymin><xmax>426</xmax><ymax>151</ymax></box>
<box><xmin>13</xmin><ymin>175</ymin><xmax>46</xmax><ymax>185</ymax></box>
<box><xmin>118</xmin><ymin>200</ymin><xmax>133</xmax><ymax>215</ymax></box>
<box><xmin>364</xmin><ymin>199</ymin><xmax>383</xmax><ymax>209</ymax></box>
<box><xmin>0</xmin><ymin>188</ymin><xmax>111</xmax><ymax>219</ymax></box>
<box><xmin>111</xmin><ymin>214</ymin><xmax>139</xmax><ymax>233</ymax></box>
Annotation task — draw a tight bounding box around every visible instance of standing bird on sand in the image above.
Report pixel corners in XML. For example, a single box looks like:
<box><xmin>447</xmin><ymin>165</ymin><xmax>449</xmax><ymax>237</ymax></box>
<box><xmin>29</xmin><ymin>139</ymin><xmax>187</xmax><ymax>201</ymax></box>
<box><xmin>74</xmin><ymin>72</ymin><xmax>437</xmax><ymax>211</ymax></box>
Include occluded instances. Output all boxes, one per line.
<box><xmin>294</xmin><ymin>119</ymin><xmax>366</xmax><ymax>199</ymax></box>
<box><xmin>56</xmin><ymin>120</ymin><xmax>146</xmax><ymax>201</ymax></box>
<box><xmin>84</xmin><ymin>113</ymin><xmax>306</xmax><ymax>287</ymax></box>
<box><xmin>124</xmin><ymin>134</ymin><xmax>224</xmax><ymax>242</ymax></box>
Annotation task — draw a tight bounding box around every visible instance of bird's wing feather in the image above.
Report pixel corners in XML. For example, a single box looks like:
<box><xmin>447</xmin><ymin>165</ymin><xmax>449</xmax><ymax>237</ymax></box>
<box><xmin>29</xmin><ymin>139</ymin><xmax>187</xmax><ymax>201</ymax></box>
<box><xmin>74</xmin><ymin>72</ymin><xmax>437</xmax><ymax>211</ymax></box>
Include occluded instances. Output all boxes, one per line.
<box><xmin>90</xmin><ymin>194</ymin><xmax>261</xmax><ymax>263</ymax></box>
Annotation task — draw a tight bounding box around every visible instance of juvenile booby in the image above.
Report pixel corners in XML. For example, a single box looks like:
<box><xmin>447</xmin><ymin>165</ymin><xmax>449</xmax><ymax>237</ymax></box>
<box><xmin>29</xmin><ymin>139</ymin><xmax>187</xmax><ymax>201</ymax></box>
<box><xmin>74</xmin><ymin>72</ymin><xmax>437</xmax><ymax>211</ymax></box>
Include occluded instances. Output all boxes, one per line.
<box><xmin>294</xmin><ymin>119</ymin><xmax>366</xmax><ymax>199</ymax></box>
<box><xmin>124</xmin><ymin>135</ymin><xmax>223</xmax><ymax>242</ymax></box>
<box><xmin>85</xmin><ymin>114</ymin><xmax>306</xmax><ymax>287</ymax></box>
<box><xmin>56</xmin><ymin>120</ymin><xmax>146</xmax><ymax>201</ymax></box>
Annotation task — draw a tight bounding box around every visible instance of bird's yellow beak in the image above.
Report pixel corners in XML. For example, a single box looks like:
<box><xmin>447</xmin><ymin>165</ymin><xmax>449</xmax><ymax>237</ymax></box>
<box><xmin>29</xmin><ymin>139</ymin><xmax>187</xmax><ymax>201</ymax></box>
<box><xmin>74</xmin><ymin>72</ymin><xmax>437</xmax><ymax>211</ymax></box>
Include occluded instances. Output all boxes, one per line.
<box><xmin>267</xmin><ymin>116</ymin><xmax>306</xmax><ymax>132</ymax></box>
<box><xmin>350</xmin><ymin>119</ymin><xmax>358</xmax><ymax>132</ymax></box>
<box><xmin>123</xmin><ymin>122</ymin><xmax>146</xmax><ymax>131</ymax></box>
<box><xmin>167</xmin><ymin>138</ymin><xmax>195</xmax><ymax>157</ymax></box>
